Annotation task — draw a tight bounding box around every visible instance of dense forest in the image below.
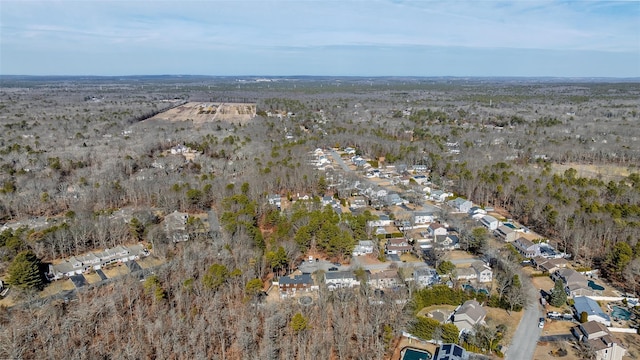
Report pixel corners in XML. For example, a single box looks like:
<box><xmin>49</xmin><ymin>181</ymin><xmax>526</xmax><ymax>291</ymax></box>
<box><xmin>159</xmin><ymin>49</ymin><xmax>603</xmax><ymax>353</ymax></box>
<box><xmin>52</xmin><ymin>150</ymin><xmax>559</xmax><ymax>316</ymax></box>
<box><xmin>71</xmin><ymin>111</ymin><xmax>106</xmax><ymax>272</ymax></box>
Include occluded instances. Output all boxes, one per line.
<box><xmin>0</xmin><ymin>77</ymin><xmax>638</xmax><ymax>358</ymax></box>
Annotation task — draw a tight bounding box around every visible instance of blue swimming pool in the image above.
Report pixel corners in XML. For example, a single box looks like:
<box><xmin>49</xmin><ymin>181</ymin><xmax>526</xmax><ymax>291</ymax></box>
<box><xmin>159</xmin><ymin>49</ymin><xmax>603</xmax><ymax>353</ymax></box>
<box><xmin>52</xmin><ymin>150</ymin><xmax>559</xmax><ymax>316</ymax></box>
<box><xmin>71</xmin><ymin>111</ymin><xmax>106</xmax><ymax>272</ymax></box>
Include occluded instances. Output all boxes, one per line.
<box><xmin>588</xmin><ymin>280</ymin><xmax>605</xmax><ymax>291</ymax></box>
<box><xmin>402</xmin><ymin>348</ymin><xmax>432</xmax><ymax>360</ymax></box>
<box><xmin>612</xmin><ymin>306</ymin><xmax>631</xmax><ymax>321</ymax></box>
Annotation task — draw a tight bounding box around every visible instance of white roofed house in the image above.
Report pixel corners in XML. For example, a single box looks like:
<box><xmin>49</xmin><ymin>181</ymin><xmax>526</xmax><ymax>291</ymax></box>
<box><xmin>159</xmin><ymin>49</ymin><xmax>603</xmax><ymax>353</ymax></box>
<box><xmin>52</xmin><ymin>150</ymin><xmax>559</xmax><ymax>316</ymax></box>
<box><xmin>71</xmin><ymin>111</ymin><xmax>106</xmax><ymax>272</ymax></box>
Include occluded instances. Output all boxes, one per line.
<box><xmin>325</xmin><ymin>271</ymin><xmax>359</xmax><ymax>290</ymax></box>
<box><xmin>48</xmin><ymin>244</ymin><xmax>149</xmax><ymax>281</ymax></box>
<box><xmin>414</xmin><ymin>268</ymin><xmax>440</xmax><ymax>288</ymax></box>
<box><xmin>480</xmin><ymin>215</ymin><xmax>500</xmax><ymax>230</ymax></box>
<box><xmin>367</xmin><ymin>269</ymin><xmax>399</xmax><ymax>289</ymax></box>
<box><xmin>352</xmin><ymin>240</ymin><xmax>375</xmax><ymax>256</ymax></box>
<box><xmin>413</xmin><ymin>209</ymin><xmax>437</xmax><ymax>225</ymax></box>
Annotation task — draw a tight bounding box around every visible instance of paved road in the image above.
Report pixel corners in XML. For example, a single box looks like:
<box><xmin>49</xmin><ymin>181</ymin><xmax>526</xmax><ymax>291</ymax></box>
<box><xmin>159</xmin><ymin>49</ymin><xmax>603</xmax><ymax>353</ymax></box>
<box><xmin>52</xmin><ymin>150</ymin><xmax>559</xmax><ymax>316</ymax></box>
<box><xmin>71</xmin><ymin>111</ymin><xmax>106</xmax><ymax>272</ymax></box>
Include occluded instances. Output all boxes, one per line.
<box><xmin>505</xmin><ymin>301</ymin><xmax>543</xmax><ymax>360</ymax></box>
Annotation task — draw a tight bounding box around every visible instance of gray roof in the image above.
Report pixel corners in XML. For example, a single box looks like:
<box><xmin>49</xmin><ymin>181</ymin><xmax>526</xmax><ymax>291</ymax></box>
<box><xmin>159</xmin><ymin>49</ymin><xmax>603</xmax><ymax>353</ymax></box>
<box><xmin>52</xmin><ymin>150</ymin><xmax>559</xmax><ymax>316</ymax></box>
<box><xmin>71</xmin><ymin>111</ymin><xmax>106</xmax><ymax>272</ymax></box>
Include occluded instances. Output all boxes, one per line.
<box><xmin>574</xmin><ymin>296</ymin><xmax>610</xmax><ymax>322</ymax></box>
<box><xmin>279</xmin><ymin>274</ymin><xmax>313</xmax><ymax>286</ymax></box>
<box><xmin>456</xmin><ymin>300</ymin><xmax>487</xmax><ymax>322</ymax></box>
<box><xmin>324</xmin><ymin>270</ymin><xmax>355</xmax><ymax>281</ymax></box>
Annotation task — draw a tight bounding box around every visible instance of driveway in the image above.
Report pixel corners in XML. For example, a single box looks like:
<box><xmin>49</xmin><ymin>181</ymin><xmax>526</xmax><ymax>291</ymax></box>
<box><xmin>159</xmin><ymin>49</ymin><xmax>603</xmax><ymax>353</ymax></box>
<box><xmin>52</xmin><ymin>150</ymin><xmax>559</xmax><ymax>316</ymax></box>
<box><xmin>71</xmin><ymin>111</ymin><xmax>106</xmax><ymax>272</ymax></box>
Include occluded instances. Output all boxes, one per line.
<box><xmin>96</xmin><ymin>269</ymin><xmax>108</xmax><ymax>281</ymax></box>
<box><xmin>69</xmin><ymin>274</ymin><xmax>87</xmax><ymax>289</ymax></box>
<box><xmin>125</xmin><ymin>260</ymin><xmax>142</xmax><ymax>272</ymax></box>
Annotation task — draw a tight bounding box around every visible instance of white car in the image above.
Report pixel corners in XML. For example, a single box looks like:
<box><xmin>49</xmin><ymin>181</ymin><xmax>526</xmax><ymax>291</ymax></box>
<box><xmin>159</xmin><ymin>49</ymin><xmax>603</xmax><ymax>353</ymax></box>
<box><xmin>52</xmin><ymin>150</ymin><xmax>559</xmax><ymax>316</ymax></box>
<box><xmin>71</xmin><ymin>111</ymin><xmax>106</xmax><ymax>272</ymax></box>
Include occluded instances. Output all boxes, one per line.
<box><xmin>538</xmin><ymin>318</ymin><xmax>545</xmax><ymax>328</ymax></box>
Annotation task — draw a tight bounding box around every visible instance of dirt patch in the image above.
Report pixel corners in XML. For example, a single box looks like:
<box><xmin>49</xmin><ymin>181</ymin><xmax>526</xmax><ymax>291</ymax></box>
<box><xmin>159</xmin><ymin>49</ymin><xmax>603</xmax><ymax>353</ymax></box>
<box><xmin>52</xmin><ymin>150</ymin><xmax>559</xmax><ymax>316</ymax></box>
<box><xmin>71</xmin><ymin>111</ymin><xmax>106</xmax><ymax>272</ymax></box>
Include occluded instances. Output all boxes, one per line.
<box><xmin>550</xmin><ymin>163</ymin><xmax>632</xmax><ymax>181</ymax></box>
<box><xmin>542</xmin><ymin>320</ymin><xmax>576</xmax><ymax>335</ymax></box>
<box><xmin>416</xmin><ymin>304</ymin><xmax>457</xmax><ymax>319</ymax></box>
<box><xmin>83</xmin><ymin>272</ymin><xmax>102</xmax><ymax>285</ymax></box>
<box><xmin>445</xmin><ymin>250</ymin><xmax>479</xmax><ymax>265</ymax></box>
<box><xmin>40</xmin><ymin>279</ymin><xmax>75</xmax><ymax>297</ymax></box>
<box><xmin>534</xmin><ymin>341</ymin><xmax>580</xmax><ymax>360</ymax></box>
<box><xmin>150</xmin><ymin>102</ymin><xmax>256</xmax><ymax>124</ymax></box>
<box><xmin>400</xmin><ymin>253</ymin><xmax>422</xmax><ymax>263</ymax></box>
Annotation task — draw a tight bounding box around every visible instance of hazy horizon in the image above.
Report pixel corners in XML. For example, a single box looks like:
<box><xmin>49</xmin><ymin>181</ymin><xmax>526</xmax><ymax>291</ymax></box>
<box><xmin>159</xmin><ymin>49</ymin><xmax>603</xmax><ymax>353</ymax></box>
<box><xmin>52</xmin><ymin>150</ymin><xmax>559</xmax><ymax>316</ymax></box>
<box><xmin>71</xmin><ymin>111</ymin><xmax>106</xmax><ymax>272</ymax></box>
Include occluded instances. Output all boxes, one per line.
<box><xmin>2</xmin><ymin>1</ymin><xmax>639</xmax><ymax>77</ymax></box>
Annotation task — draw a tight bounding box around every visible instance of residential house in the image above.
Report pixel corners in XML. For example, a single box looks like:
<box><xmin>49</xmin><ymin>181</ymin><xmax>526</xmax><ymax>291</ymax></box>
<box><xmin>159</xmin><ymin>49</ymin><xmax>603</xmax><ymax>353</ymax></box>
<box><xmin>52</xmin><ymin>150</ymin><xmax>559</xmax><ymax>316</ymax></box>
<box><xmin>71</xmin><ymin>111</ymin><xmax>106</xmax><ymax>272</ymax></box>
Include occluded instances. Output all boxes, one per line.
<box><xmin>412</xmin><ymin>164</ymin><xmax>428</xmax><ymax>173</ymax></box>
<box><xmin>352</xmin><ymin>240</ymin><xmax>375</xmax><ymax>256</ymax></box>
<box><xmin>452</xmin><ymin>300</ymin><xmax>487</xmax><ymax>333</ymax></box>
<box><xmin>532</xmin><ymin>256</ymin><xmax>569</xmax><ymax>274</ymax></box>
<box><xmin>351</xmin><ymin>196</ymin><xmax>367</xmax><ymax>208</ymax></box>
<box><xmin>164</xmin><ymin>210</ymin><xmax>189</xmax><ymax>242</ymax></box>
<box><xmin>414</xmin><ymin>268</ymin><xmax>440</xmax><ymax>288</ymax></box>
<box><xmin>413</xmin><ymin>204</ymin><xmax>439</xmax><ymax>225</ymax></box>
<box><xmin>512</xmin><ymin>237</ymin><xmax>541</xmax><ymax>258</ymax></box>
<box><xmin>385</xmin><ymin>238</ymin><xmax>412</xmax><ymax>254</ymax></box>
<box><xmin>413</xmin><ymin>211</ymin><xmax>433</xmax><ymax>225</ymax></box>
<box><xmin>573</xmin><ymin>297</ymin><xmax>611</xmax><ymax>326</ymax></box>
<box><xmin>571</xmin><ymin>321</ymin><xmax>626</xmax><ymax>360</ymax></box>
<box><xmin>428</xmin><ymin>223</ymin><xmax>448</xmax><ymax>237</ymax></box>
<box><xmin>480</xmin><ymin>215</ymin><xmax>500</xmax><ymax>230</ymax></box>
<box><xmin>434</xmin><ymin>234</ymin><xmax>460</xmax><ymax>250</ymax></box>
<box><xmin>322</xmin><ymin>196</ymin><xmax>336</xmax><ymax>207</ymax></box>
<box><xmin>386</xmin><ymin>193</ymin><xmax>407</xmax><ymax>206</ymax></box>
<box><xmin>367</xmin><ymin>269</ymin><xmax>399</xmax><ymax>289</ymax></box>
<box><xmin>456</xmin><ymin>267</ymin><xmax>477</xmax><ymax>282</ymax></box>
<box><xmin>433</xmin><ymin>343</ymin><xmax>469</xmax><ymax>360</ymax></box>
<box><xmin>267</xmin><ymin>194</ymin><xmax>282</xmax><ymax>208</ymax></box>
<box><xmin>278</xmin><ymin>274</ymin><xmax>317</xmax><ymax>297</ymax></box>
<box><xmin>552</xmin><ymin>268</ymin><xmax>593</xmax><ymax>297</ymax></box>
<box><xmin>344</xmin><ymin>147</ymin><xmax>356</xmax><ymax>155</ymax></box>
<box><xmin>430</xmin><ymin>190</ymin><xmax>448</xmax><ymax>203</ymax></box>
<box><xmin>367</xmin><ymin>215</ymin><xmax>393</xmax><ymax>228</ymax></box>
<box><xmin>471</xmin><ymin>261</ymin><xmax>493</xmax><ymax>283</ymax></box>
<box><xmin>48</xmin><ymin>244</ymin><xmax>149</xmax><ymax>280</ymax></box>
<box><xmin>494</xmin><ymin>225</ymin><xmax>518</xmax><ymax>242</ymax></box>
<box><xmin>448</xmin><ymin>197</ymin><xmax>473</xmax><ymax>213</ymax></box>
<box><xmin>412</xmin><ymin>175</ymin><xmax>429</xmax><ymax>185</ymax></box>
<box><xmin>468</xmin><ymin>206</ymin><xmax>486</xmax><ymax>216</ymax></box>
<box><xmin>325</xmin><ymin>271</ymin><xmax>359</xmax><ymax>290</ymax></box>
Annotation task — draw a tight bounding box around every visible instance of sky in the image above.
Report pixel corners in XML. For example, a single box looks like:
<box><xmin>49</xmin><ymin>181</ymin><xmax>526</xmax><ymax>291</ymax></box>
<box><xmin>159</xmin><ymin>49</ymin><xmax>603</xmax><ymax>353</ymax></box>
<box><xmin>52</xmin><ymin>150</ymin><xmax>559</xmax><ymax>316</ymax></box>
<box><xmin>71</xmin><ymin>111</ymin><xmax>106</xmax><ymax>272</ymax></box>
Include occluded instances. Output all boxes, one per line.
<box><xmin>1</xmin><ymin>0</ymin><xmax>639</xmax><ymax>77</ymax></box>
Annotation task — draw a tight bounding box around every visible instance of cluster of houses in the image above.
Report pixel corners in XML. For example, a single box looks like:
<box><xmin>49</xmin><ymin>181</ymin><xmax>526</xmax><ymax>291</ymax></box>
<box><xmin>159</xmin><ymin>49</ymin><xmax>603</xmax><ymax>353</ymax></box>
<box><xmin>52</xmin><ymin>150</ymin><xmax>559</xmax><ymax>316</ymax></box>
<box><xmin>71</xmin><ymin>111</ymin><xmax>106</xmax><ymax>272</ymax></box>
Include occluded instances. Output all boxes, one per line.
<box><xmin>48</xmin><ymin>244</ymin><xmax>149</xmax><ymax>280</ymax></box>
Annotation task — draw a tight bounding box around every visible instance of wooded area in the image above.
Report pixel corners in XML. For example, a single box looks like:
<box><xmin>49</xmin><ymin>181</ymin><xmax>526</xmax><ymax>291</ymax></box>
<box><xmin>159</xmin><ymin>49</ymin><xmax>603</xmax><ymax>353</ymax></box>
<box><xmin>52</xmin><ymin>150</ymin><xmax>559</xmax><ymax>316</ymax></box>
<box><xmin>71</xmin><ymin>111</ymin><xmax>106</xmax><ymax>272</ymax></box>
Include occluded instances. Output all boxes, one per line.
<box><xmin>0</xmin><ymin>76</ymin><xmax>638</xmax><ymax>358</ymax></box>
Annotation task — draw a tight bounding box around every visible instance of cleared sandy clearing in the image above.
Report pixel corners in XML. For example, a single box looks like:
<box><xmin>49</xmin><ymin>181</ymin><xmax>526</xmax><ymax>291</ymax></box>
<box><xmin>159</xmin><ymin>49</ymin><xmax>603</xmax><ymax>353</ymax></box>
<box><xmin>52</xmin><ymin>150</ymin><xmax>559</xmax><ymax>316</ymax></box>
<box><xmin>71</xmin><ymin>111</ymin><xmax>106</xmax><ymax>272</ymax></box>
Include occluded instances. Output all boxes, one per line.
<box><xmin>150</xmin><ymin>102</ymin><xmax>256</xmax><ymax>124</ymax></box>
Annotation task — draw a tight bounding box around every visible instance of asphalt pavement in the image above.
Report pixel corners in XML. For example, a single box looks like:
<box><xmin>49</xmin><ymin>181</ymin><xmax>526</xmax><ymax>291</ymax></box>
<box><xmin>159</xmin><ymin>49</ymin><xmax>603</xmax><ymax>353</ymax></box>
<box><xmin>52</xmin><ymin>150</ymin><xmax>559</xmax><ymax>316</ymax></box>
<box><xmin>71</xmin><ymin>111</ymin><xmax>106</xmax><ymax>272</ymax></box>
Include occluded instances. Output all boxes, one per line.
<box><xmin>505</xmin><ymin>301</ymin><xmax>543</xmax><ymax>360</ymax></box>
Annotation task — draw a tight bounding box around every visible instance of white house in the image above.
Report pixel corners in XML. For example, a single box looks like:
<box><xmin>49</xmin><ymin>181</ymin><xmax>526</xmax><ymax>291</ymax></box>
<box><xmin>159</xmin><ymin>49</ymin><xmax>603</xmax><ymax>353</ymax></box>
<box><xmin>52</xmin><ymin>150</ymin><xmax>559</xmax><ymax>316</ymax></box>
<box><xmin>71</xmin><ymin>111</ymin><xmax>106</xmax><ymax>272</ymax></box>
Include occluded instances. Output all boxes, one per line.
<box><xmin>48</xmin><ymin>244</ymin><xmax>149</xmax><ymax>280</ymax></box>
<box><xmin>267</xmin><ymin>194</ymin><xmax>282</xmax><ymax>208</ymax></box>
<box><xmin>428</xmin><ymin>223</ymin><xmax>448</xmax><ymax>237</ymax></box>
<box><xmin>452</xmin><ymin>300</ymin><xmax>487</xmax><ymax>333</ymax></box>
<box><xmin>470</xmin><ymin>261</ymin><xmax>493</xmax><ymax>283</ymax></box>
<box><xmin>414</xmin><ymin>268</ymin><xmax>440</xmax><ymax>288</ymax></box>
<box><xmin>572</xmin><ymin>321</ymin><xmax>626</xmax><ymax>360</ymax></box>
<box><xmin>367</xmin><ymin>269</ymin><xmax>399</xmax><ymax>289</ymax></box>
<box><xmin>448</xmin><ymin>197</ymin><xmax>473</xmax><ymax>213</ymax></box>
<box><xmin>430</xmin><ymin>190</ymin><xmax>448</xmax><ymax>202</ymax></box>
<box><xmin>480</xmin><ymin>215</ymin><xmax>500</xmax><ymax>230</ymax></box>
<box><xmin>325</xmin><ymin>271</ymin><xmax>359</xmax><ymax>290</ymax></box>
<box><xmin>352</xmin><ymin>240</ymin><xmax>375</xmax><ymax>256</ymax></box>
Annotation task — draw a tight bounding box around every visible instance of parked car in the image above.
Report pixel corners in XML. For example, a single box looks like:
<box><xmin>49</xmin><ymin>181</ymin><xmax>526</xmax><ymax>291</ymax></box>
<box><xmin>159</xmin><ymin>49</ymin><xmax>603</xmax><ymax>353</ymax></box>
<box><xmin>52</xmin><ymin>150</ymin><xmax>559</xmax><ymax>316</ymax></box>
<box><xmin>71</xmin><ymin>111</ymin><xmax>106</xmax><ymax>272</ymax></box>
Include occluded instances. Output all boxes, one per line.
<box><xmin>333</xmin><ymin>262</ymin><xmax>341</xmax><ymax>267</ymax></box>
<box><xmin>328</xmin><ymin>267</ymin><xmax>339</xmax><ymax>272</ymax></box>
<box><xmin>538</xmin><ymin>318</ymin><xmax>545</xmax><ymax>328</ymax></box>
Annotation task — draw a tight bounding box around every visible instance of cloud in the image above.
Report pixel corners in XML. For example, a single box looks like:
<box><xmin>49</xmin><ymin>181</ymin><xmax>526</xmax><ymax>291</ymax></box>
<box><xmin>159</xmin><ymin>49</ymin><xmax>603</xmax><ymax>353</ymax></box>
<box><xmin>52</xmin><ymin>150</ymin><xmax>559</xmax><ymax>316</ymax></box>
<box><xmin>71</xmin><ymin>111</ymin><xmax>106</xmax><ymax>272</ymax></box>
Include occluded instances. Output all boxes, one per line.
<box><xmin>1</xmin><ymin>0</ymin><xmax>638</xmax><ymax>75</ymax></box>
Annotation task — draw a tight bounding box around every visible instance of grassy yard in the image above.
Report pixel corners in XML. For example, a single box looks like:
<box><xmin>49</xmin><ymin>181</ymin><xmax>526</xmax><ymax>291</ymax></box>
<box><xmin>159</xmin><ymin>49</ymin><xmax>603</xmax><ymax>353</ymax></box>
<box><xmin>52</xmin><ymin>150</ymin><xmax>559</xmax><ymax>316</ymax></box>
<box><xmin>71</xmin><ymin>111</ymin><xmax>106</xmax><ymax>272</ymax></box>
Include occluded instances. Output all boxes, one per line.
<box><xmin>400</xmin><ymin>253</ymin><xmax>422</xmax><ymax>263</ymax></box>
<box><xmin>485</xmin><ymin>307</ymin><xmax>524</xmax><ymax>346</ymax></box>
<box><xmin>137</xmin><ymin>256</ymin><xmax>165</xmax><ymax>269</ymax></box>
<box><xmin>416</xmin><ymin>304</ymin><xmax>457</xmax><ymax>318</ymax></box>
<box><xmin>83</xmin><ymin>272</ymin><xmax>102</xmax><ymax>284</ymax></box>
<box><xmin>40</xmin><ymin>279</ymin><xmax>75</xmax><ymax>297</ymax></box>
<box><xmin>102</xmin><ymin>263</ymin><xmax>130</xmax><ymax>278</ymax></box>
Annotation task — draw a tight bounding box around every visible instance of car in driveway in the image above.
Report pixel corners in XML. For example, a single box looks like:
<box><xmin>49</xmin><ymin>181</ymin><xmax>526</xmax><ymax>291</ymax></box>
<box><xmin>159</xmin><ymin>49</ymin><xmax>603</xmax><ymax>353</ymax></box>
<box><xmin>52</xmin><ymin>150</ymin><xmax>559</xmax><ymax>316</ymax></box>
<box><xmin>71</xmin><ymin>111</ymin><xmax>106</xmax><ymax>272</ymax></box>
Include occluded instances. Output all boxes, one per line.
<box><xmin>328</xmin><ymin>267</ymin><xmax>339</xmax><ymax>271</ymax></box>
<box><xmin>538</xmin><ymin>317</ymin><xmax>545</xmax><ymax>328</ymax></box>
<box><xmin>332</xmin><ymin>262</ymin><xmax>341</xmax><ymax>267</ymax></box>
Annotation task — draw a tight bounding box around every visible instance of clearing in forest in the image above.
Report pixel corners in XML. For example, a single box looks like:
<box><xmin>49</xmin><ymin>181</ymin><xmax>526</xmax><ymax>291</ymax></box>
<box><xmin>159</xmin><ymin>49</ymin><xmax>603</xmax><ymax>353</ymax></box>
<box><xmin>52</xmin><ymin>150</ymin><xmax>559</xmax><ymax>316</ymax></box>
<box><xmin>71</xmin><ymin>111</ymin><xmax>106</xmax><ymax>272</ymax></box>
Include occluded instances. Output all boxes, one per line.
<box><xmin>550</xmin><ymin>162</ymin><xmax>633</xmax><ymax>181</ymax></box>
<box><xmin>149</xmin><ymin>102</ymin><xmax>256</xmax><ymax>124</ymax></box>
